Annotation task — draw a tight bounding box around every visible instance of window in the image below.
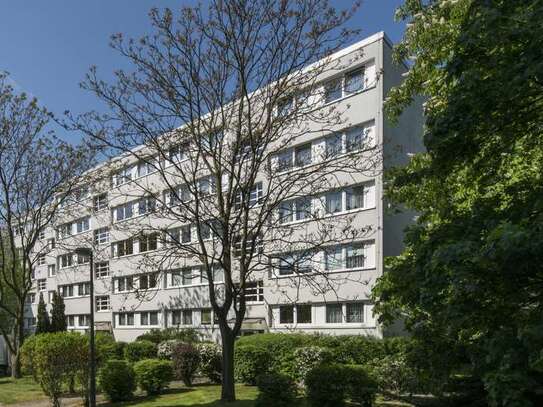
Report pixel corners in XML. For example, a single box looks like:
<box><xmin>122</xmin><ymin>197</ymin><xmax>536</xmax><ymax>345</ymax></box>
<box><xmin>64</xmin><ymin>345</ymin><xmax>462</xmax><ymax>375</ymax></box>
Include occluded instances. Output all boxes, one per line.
<box><xmin>140</xmin><ymin>311</ymin><xmax>159</xmax><ymax>326</ymax></box>
<box><xmin>138</xmin><ymin>273</ymin><xmax>158</xmax><ymax>290</ymax></box>
<box><xmin>172</xmin><ymin>310</ymin><xmax>193</xmax><ymax>326</ymax></box>
<box><xmin>77</xmin><ymin>253</ymin><xmax>90</xmax><ymax>265</ymax></box>
<box><xmin>38</xmin><ymin>230</ymin><xmax>46</xmax><ymax>240</ymax></box>
<box><xmin>114</xmin><ymin>202</ymin><xmax>134</xmax><ymax>222</ymax></box>
<box><xmin>324</xmin><ymin>78</ymin><xmax>342</xmax><ymax>103</ymax></box>
<box><xmin>201</xmin><ymin>309</ymin><xmax>212</xmax><ymax>325</ymax></box>
<box><xmin>139</xmin><ymin>234</ymin><xmax>158</xmax><ymax>253</ymax></box>
<box><xmin>346</xmin><ymin>126</ymin><xmax>369</xmax><ymax>153</ymax></box>
<box><xmin>48</xmin><ymin>291</ymin><xmax>55</xmax><ymax>303</ymax></box>
<box><xmin>278</xmin><ymin>197</ymin><xmax>311</xmax><ymax>224</ymax></box>
<box><xmin>346</xmin><ymin>302</ymin><xmax>364</xmax><ymax>323</ymax></box>
<box><xmin>37</xmin><ymin>254</ymin><xmax>46</xmax><ymax>266</ymax></box>
<box><xmin>93</xmin><ymin>193</ymin><xmax>108</xmax><ymax>211</ymax></box>
<box><xmin>197</xmin><ymin>177</ymin><xmax>216</xmax><ymax>195</ymax></box>
<box><xmin>233</xmin><ymin>234</ymin><xmax>263</xmax><ymax>257</ymax></box>
<box><xmin>277</xmin><ymin>252</ymin><xmax>312</xmax><ymax>276</ymax></box>
<box><xmin>277</xmin><ymin>96</ymin><xmax>293</xmax><ymax>117</ymax></box>
<box><xmin>324</xmin><ymin>246</ymin><xmax>343</xmax><ymax>271</ymax></box>
<box><xmin>95</xmin><ymin>262</ymin><xmax>110</xmax><ymax>278</ymax></box>
<box><xmin>66</xmin><ymin>315</ymin><xmax>75</xmax><ymax>327</ymax></box>
<box><xmin>326</xmin><ymin>304</ymin><xmax>343</xmax><ymax>323</ymax></box>
<box><xmin>112</xmin><ymin>166</ymin><xmax>133</xmax><ymax>187</ymax></box>
<box><xmin>57</xmin><ymin>223</ymin><xmax>72</xmax><ymax>238</ymax></box>
<box><xmin>325</xmin><ymin>133</ymin><xmax>343</xmax><ymax>158</ymax></box>
<box><xmin>118</xmin><ymin>313</ymin><xmax>135</xmax><ymax>326</ymax></box>
<box><xmin>279</xmin><ymin>305</ymin><xmax>294</xmax><ymax>324</ymax></box>
<box><xmin>344</xmin><ymin>68</ymin><xmax>365</xmax><ymax>94</ymax></box>
<box><xmin>346</xmin><ymin>242</ymin><xmax>365</xmax><ymax>269</ymax></box>
<box><xmin>236</xmin><ymin>182</ymin><xmax>264</xmax><ymax>209</ymax></box>
<box><xmin>94</xmin><ymin>227</ymin><xmax>110</xmax><ymax>244</ymax></box>
<box><xmin>96</xmin><ymin>296</ymin><xmax>110</xmax><ymax>311</ymax></box>
<box><xmin>78</xmin><ymin>315</ymin><xmax>90</xmax><ymax>327</ymax></box>
<box><xmin>325</xmin><ymin>191</ymin><xmax>342</xmax><ymax>214</ymax></box>
<box><xmin>26</xmin><ymin>293</ymin><xmax>36</xmax><ymax>304</ymax></box>
<box><xmin>48</xmin><ymin>264</ymin><xmax>56</xmax><ymax>277</ymax></box>
<box><xmin>38</xmin><ymin>279</ymin><xmax>46</xmax><ymax>291</ymax></box>
<box><xmin>75</xmin><ymin>217</ymin><xmax>90</xmax><ymax>234</ymax></box>
<box><xmin>137</xmin><ymin>158</ymin><xmax>157</xmax><ymax>177</ymax></box>
<box><xmin>168</xmin><ymin>143</ymin><xmax>187</xmax><ymax>163</ymax></box>
<box><xmin>182</xmin><ymin>310</ymin><xmax>193</xmax><ymax>325</ymax></box>
<box><xmin>117</xmin><ymin>276</ymin><xmax>134</xmax><ymax>293</ymax></box>
<box><xmin>138</xmin><ymin>196</ymin><xmax>156</xmax><ymax>215</ymax></box>
<box><xmin>78</xmin><ymin>282</ymin><xmax>90</xmax><ymax>296</ymax></box>
<box><xmin>200</xmin><ymin>265</ymin><xmax>224</xmax><ymax>284</ymax></box>
<box><xmin>112</xmin><ymin>239</ymin><xmax>133</xmax><ymax>257</ymax></box>
<box><xmin>166</xmin><ymin>184</ymin><xmax>191</xmax><ymax>206</ymax></box>
<box><xmin>59</xmin><ymin>285</ymin><xmax>74</xmax><ymax>298</ymax></box>
<box><xmin>47</xmin><ymin>238</ymin><xmax>55</xmax><ymax>250</ymax></box>
<box><xmin>297</xmin><ymin>304</ymin><xmax>312</xmax><ymax>324</ymax></box>
<box><xmin>277</xmin><ymin>149</ymin><xmax>294</xmax><ymax>172</ymax></box>
<box><xmin>346</xmin><ymin>185</ymin><xmax>365</xmax><ymax>211</ymax></box>
<box><xmin>244</xmin><ymin>281</ymin><xmax>264</xmax><ymax>303</ymax></box>
<box><xmin>294</xmin><ymin>144</ymin><xmax>312</xmax><ymax>167</ymax></box>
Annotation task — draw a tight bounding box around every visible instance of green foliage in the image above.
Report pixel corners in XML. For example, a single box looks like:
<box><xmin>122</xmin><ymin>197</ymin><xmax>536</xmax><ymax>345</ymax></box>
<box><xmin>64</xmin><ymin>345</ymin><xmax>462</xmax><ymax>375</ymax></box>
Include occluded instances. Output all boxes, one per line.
<box><xmin>96</xmin><ymin>333</ymin><xmax>125</xmax><ymax>366</ymax></box>
<box><xmin>35</xmin><ymin>293</ymin><xmax>50</xmax><ymax>334</ymax></box>
<box><xmin>172</xmin><ymin>342</ymin><xmax>200</xmax><ymax>386</ymax></box>
<box><xmin>32</xmin><ymin>332</ymin><xmax>88</xmax><ymax>407</ymax></box>
<box><xmin>133</xmin><ymin>358</ymin><xmax>174</xmax><ymax>395</ymax></box>
<box><xmin>373</xmin><ymin>0</ymin><xmax>543</xmax><ymax>405</ymax></box>
<box><xmin>306</xmin><ymin>364</ymin><xmax>347</xmax><ymax>407</ymax></box>
<box><xmin>234</xmin><ymin>345</ymin><xmax>272</xmax><ymax>385</ymax></box>
<box><xmin>157</xmin><ymin>339</ymin><xmax>185</xmax><ymax>360</ymax></box>
<box><xmin>136</xmin><ymin>328</ymin><xmax>200</xmax><ymax>344</ymax></box>
<box><xmin>345</xmin><ymin>365</ymin><xmax>379</xmax><ymax>407</ymax></box>
<box><xmin>290</xmin><ymin>346</ymin><xmax>333</xmax><ymax>383</ymax></box>
<box><xmin>49</xmin><ymin>292</ymin><xmax>66</xmax><ymax>333</ymax></box>
<box><xmin>255</xmin><ymin>372</ymin><xmax>298</xmax><ymax>407</ymax></box>
<box><xmin>98</xmin><ymin>359</ymin><xmax>136</xmax><ymax>402</ymax></box>
<box><xmin>197</xmin><ymin>342</ymin><xmax>222</xmax><ymax>383</ymax></box>
<box><xmin>367</xmin><ymin>353</ymin><xmax>417</xmax><ymax>395</ymax></box>
<box><xmin>19</xmin><ymin>335</ymin><xmax>38</xmax><ymax>380</ymax></box>
<box><xmin>123</xmin><ymin>340</ymin><xmax>157</xmax><ymax>362</ymax></box>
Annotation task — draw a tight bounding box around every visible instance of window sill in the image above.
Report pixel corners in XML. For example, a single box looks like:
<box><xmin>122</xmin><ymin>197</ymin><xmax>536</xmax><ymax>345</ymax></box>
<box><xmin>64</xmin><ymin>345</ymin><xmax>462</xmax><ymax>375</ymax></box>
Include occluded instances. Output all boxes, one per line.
<box><xmin>279</xmin><ymin>205</ymin><xmax>376</xmax><ymax>226</ymax></box>
<box><xmin>272</xmin><ymin>266</ymin><xmax>376</xmax><ymax>279</ymax></box>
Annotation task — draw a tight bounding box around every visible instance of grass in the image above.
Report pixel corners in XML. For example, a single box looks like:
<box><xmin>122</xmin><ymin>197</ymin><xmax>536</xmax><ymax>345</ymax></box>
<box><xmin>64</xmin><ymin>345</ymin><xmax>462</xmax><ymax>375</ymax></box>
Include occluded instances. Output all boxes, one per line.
<box><xmin>0</xmin><ymin>376</ymin><xmax>47</xmax><ymax>404</ymax></box>
<box><xmin>0</xmin><ymin>378</ymin><xmax>417</xmax><ymax>407</ymax></box>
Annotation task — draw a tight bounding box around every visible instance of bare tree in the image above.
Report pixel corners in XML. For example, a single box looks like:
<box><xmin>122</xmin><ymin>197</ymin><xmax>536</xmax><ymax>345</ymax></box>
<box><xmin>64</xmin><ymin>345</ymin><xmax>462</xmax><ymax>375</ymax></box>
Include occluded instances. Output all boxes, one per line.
<box><xmin>71</xmin><ymin>0</ymin><xmax>381</xmax><ymax>401</ymax></box>
<box><xmin>0</xmin><ymin>72</ymin><xmax>92</xmax><ymax>377</ymax></box>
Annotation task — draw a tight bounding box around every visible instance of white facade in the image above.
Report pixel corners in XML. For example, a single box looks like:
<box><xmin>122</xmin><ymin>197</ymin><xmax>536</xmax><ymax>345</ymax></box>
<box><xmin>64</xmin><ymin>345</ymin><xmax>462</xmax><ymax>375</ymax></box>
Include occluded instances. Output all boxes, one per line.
<box><xmin>14</xmin><ymin>32</ymin><xmax>423</xmax><ymax>345</ymax></box>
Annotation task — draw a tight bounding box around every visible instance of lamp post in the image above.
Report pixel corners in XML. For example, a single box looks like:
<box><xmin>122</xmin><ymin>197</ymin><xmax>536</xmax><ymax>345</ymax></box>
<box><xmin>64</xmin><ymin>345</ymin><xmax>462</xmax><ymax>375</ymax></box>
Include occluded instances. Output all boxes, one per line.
<box><xmin>75</xmin><ymin>247</ymin><xmax>95</xmax><ymax>407</ymax></box>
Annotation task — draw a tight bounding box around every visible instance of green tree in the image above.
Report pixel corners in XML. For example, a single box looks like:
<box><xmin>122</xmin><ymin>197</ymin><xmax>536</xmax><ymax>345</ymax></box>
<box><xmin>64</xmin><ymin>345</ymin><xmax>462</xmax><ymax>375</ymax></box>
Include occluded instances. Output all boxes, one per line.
<box><xmin>35</xmin><ymin>293</ymin><xmax>50</xmax><ymax>334</ymax></box>
<box><xmin>49</xmin><ymin>292</ymin><xmax>67</xmax><ymax>333</ymax></box>
<box><xmin>373</xmin><ymin>1</ymin><xmax>543</xmax><ymax>405</ymax></box>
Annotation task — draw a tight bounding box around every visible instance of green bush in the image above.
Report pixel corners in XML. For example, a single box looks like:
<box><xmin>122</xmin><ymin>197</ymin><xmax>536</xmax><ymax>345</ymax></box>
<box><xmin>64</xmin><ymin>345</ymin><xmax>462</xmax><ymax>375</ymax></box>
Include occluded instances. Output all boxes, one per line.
<box><xmin>95</xmin><ymin>333</ymin><xmax>125</xmax><ymax>366</ymax></box>
<box><xmin>234</xmin><ymin>345</ymin><xmax>273</xmax><ymax>385</ymax></box>
<box><xmin>136</xmin><ymin>328</ymin><xmax>200</xmax><ymax>344</ymax></box>
<box><xmin>368</xmin><ymin>353</ymin><xmax>418</xmax><ymax>395</ymax></box>
<box><xmin>172</xmin><ymin>342</ymin><xmax>200</xmax><ymax>386</ymax></box>
<box><xmin>20</xmin><ymin>335</ymin><xmax>39</xmax><ymax>380</ymax></box>
<box><xmin>306</xmin><ymin>364</ymin><xmax>347</xmax><ymax>407</ymax></box>
<box><xmin>98</xmin><ymin>359</ymin><xmax>136</xmax><ymax>402</ymax></box>
<box><xmin>197</xmin><ymin>342</ymin><xmax>222</xmax><ymax>383</ymax></box>
<box><xmin>255</xmin><ymin>372</ymin><xmax>298</xmax><ymax>407</ymax></box>
<box><xmin>33</xmin><ymin>332</ymin><xmax>89</xmax><ymax>407</ymax></box>
<box><xmin>157</xmin><ymin>339</ymin><xmax>185</xmax><ymax>360</ymax></box>
<box><xmin>291</xmin><ymin>346</ymin><xmax>334</xmax><ymax>383</ymax></box>
<box><xmin>133</xmin><ymin>359</ymin><xmax>174</xmax><ymax>395</ymax></box>
<box><xmin>345</xmin><ymin>365</ymin><xmax>378</xmax><ymax>407</ymax></box>
<box><xmin>124</xmin><ymin>340</ymin><xmax>157</xmax><ymax>362</ymax></box>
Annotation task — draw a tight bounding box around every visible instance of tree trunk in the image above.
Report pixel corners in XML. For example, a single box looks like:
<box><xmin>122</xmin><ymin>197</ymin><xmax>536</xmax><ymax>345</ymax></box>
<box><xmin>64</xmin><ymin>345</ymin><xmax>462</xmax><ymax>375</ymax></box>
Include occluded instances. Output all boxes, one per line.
<box><xmin>220</xmin><ymin>328</ymin><xmax>236</xmax><ymax>402</ymax></box>
<box><xmin>10</xmin><ymin>350</ymin><xmax>21</xmax><ymax>379</ymax></box>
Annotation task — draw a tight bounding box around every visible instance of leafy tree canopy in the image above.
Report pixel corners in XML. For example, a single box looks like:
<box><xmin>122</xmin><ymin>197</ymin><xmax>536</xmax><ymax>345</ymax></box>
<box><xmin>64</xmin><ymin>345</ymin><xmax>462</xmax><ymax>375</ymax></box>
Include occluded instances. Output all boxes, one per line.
<box><xmin>373</xmin><ymin>0</ymin><xmax>543</xmax><ymax>405</ymax></box>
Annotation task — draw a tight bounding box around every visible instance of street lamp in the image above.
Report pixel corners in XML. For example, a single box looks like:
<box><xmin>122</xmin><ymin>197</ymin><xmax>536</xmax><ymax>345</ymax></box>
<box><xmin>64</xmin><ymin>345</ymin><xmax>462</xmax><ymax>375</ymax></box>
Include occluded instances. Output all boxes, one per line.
<box><xmin>74</xmin><ymin>247</ymin><xmax>95</xmax><ymax>407</ymax></box>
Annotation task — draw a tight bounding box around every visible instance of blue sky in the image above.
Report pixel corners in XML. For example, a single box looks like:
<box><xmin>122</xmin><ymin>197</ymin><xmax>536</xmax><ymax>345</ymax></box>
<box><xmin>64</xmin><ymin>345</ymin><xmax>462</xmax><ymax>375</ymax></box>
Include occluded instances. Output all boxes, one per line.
<box><xmin>0</xmin><ymin>1</ymin><xmax>405</xmax><ymax>142</ymax></box>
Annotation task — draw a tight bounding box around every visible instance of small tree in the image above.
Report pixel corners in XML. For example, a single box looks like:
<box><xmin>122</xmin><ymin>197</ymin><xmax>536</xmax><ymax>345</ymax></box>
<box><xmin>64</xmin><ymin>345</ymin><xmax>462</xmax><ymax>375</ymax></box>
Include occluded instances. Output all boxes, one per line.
<box><xmin>49</xmin><ymin>292</ymin><xmax>67</xmax><ymax>332</ymax></box>
<box><xmin>35</xmin><ymin>293</ymin><xmax>50</xmax><ymax>334</ymax></box>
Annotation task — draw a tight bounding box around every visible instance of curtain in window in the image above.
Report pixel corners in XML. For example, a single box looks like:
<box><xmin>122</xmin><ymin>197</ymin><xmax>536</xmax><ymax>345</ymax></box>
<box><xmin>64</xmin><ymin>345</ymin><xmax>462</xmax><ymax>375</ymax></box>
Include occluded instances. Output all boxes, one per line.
<box><xmin>346</xmin><ymin>185</ymin><xmax>364</xmax><ymax>210</ymax></box>
<box><xmin>346</xmin><ymin>243</ymin><xmax>365</xmax><ymax>268</ymax></box>
<box><xmin>346</xmin><ymin>303</ymin><xmax>364</xmax><ymax>323</ymax></box>
<box><xmin>325</xmin><ymin>191</ymin><xmax>342</xmax><ymax>214</ymax></box>
<box><xmin>325</xmin><ymin>246</ymin><xmax>344</xmax><ymax>270</ymax></box>
<box><xmin>326</xmin><ymin>133</ymin><xmax>342</xmax><ymax>157</ymax></box>
<box><xmin>326</xmin><ymin>304</ymin><xmax>343</xmax><ymax>323</ymax></box>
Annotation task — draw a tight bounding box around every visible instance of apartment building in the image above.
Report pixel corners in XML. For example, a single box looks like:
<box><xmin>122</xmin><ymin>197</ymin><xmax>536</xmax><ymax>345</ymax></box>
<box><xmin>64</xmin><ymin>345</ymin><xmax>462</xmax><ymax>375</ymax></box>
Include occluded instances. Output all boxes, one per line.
<box><xmin>15</xmin><ymin>32</ymin><xmax>423</xmax><ymax>345</ymax></box>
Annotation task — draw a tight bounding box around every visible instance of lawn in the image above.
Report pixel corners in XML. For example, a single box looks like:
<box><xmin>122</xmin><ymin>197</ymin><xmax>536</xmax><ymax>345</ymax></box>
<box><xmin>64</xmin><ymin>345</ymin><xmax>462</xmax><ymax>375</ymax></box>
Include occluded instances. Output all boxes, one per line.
<box><xmin>0</xmin><ymin>378</ymin><xmax>417</xmax><ymax>407</ymax></box>
<box><xmin>0</xmin><ymin>376</ymin><xmax>47</xmax><ymax>404</ymax></box>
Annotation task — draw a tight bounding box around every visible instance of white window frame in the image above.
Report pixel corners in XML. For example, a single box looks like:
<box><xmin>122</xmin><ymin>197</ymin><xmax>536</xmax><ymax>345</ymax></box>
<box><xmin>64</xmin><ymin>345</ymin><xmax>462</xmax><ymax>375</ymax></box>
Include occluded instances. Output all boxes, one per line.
<box><xmin>94</xmin><ymin>227</ymin><xmax>110</xmax><ymax>245</ymax></box>
<box><xmin>95</xmin><ymin>261</ymin><xmax>110</xmax><ymax>279</ymax></box>
<box><xmin>96</xmin><ymin>296</ymin><xmax>110</xmax><ymax>312</ymax></box>
<box><xmin>93</xmin><ymin>193</ymin><xmax>108</xmax><ymax>211</ymax></box>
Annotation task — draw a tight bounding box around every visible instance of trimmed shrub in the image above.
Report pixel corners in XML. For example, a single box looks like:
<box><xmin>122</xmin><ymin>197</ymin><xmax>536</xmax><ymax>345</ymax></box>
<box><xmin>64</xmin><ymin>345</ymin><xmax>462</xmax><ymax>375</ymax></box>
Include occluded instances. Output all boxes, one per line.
<box><xmin>96</xmin><ymin>333</ymin><xmax>125</xmax><ymax>366</ymax></box>
<box><xmin>157</xmin><ymin>339</ymin><xmax>185</xmax><ymax>360</ymax></box>
<box><xmin>20</xmin><ymin>335</ymin><xmax>39</xmax><ymax>380</ymax></box>
<box><xmin>33</xmin><ymin>332</ymin><xmax>89</xmax><ymax>407</ymax></box>
<box><xmin>345</xmin><ymin>365</ymin><xmax>378</xmax><ymax>407</ymax></box>
<box><xmin>136</xmin><ymin>328</ymin><xmax>200</xmax><ymax>344</ymax></box>
<box><xmin>256</xmin><ymin>372</ymin><xmax>298</xmax><ymax>407</ymax></box>
<box><xmin>291</xmin><ymin>346</ymin><xmax>334</xmax><ymax>383</ymax></box>
<box><xmin>172</xmin><ymin>342</ymin><xmax>201</xmax><ymax>386</ymax></box>
<box><xmin>197</xmin><ymin>342</ymin><xmax>222</xmax><ymax>383</ymax></box>
<box><xmin>134</xmin><ymin>359</ymin><xmax>174</xmax><ymax>395</ymax></box>
<box><xmin>306</xmin><ymin>364</ymin><xmax>347</xmax><ymax>407</ymax></box>
<box><xmin>124</xmin><ymin>340</ymin><xmax>157</xmax><ymax>362</ymax></box>
<box><xmin>98</xmin><ymin>359</ymin><xmax>136</xmax><ymax>402</ymax></box>
<box><xmin>234</xmin><ymin>345</ymin><xmax>273</xmax><ymax>385</ymax></box>
<box><xmin>368</xmin><ymin>353</ymin><xmax>418</xmax><ymax>395</ymax></box>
